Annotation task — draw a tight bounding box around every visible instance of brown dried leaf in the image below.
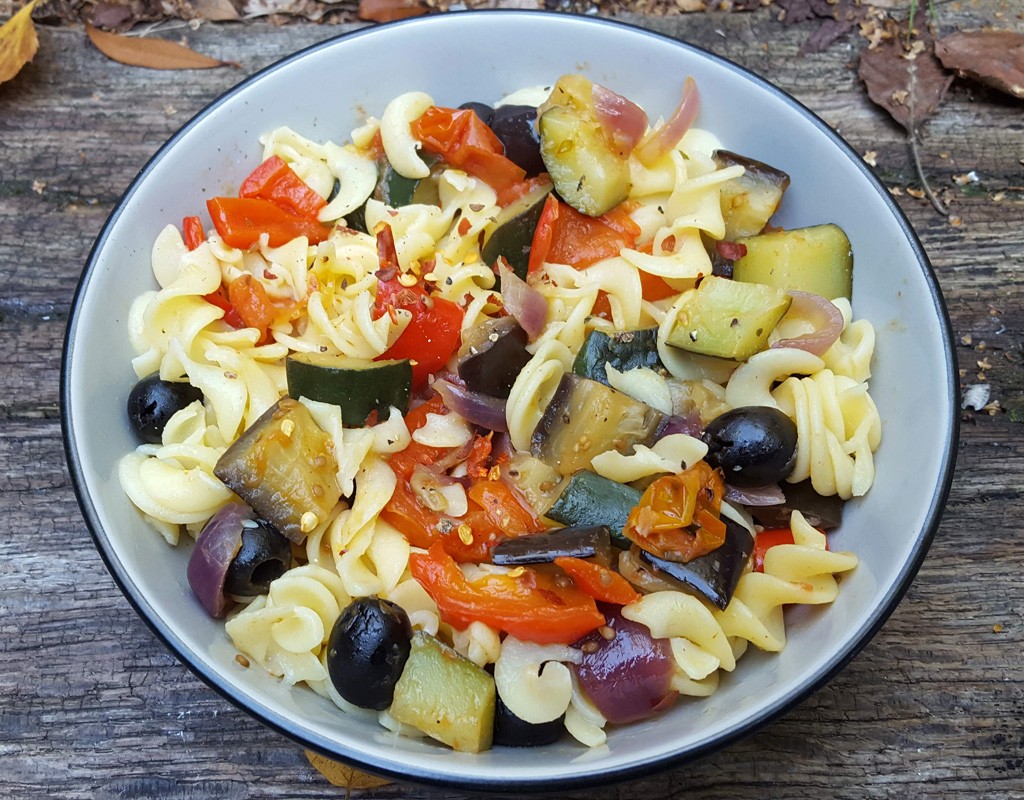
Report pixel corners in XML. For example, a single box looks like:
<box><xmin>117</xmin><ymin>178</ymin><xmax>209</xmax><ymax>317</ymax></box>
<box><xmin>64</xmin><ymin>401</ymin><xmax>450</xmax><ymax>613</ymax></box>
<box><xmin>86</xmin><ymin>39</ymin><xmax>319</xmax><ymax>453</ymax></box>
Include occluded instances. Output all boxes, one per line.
<box><xmin>190</xmin><ymin>0</ymin><xmax>240</xmax><ymax>21</ymax></box>
<box><xmin>0</xmin><ymin>0</ymin><xmax>39</xmax><ymax>85</ymax></box>
<box><xmin>85</xmin><ymin>24</ymin><xmax>238</xmax><ymax>69</ymax></box>
<box><xmin>304</xmin><ymin>751</ymin><xmax>392</xmax><ymax>790</ymax></box>
<box><xmin>775</xmin><ymin>0</ymin><xmax>865</xmax><ymax>55</ymax></box>
<box><xmin>90</xmin><ymin>2</ymin><xmax>136</xmax><ymax>31</ymax></box>
<box><xmin>935</xmin><ymin>30</ymin><xmax>1024</xmax><ymax>100</ymax></box>
<box><xmin>858</xmin><ymin>24</ymin><xmax>953</xmax><ymax>132</ymax></box>
<box><xmin>357</xmin><ymin>0</ymin><xmax>428</xmax><ymax>23</ymax></box>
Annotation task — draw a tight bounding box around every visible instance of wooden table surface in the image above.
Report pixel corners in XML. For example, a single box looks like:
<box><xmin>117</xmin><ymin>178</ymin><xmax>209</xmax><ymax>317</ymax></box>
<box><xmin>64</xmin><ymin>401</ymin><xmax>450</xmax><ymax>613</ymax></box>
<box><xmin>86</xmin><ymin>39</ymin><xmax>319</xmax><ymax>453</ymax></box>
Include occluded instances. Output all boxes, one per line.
<box><xmin>3</xmin><ymin>4</ymin><xmax>1022</xmax><ymax>798</ymax></box>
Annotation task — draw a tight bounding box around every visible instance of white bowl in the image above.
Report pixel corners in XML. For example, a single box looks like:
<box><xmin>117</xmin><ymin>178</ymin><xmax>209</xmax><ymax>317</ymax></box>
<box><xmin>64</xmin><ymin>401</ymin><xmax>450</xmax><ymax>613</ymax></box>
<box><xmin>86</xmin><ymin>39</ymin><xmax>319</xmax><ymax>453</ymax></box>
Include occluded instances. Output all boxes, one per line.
<box><xmin>62</xmin><ymin>10</ymin><xmax>958</xmax><ymax>790</ymax></box>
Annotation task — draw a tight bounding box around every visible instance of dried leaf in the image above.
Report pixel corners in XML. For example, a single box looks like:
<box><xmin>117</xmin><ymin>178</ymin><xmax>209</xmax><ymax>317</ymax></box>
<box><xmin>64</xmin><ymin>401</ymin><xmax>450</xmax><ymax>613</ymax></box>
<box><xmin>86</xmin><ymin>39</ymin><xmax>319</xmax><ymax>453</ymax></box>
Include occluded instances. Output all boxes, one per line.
<box><xmin>776</xmin><ymin>0</ymin><xmax>834</xmax><ymax>27</ymax></box>
<box><xmin>858</xmin><ymin>23</ymin><xmax>953</xmax><ymax>132</ymax></box>
<box><xmin>775</xmin><ymin>0</ymin><xmax>865</xmax><ymax>55</ymax></box>
<box><xmin>935</xmin><ymin>30</ymin><xmax>1024</xmax><ymax>100</ymax></box>
<box><xmin>304</xmin><ymin>751</ymin><xmax>392</xmax><ymax>790</ymax></box>
<box><xmin>90</xmin><ymin>2</ymin><xmax>136</xmax><ymax>31</ymax></box>
<box><xmin>189</xmin><ymin>0</ymin><xmax>238</xmax><ymax>20</ymax></box>
<box><xmin>0</xmin><ymin>0</ymin><xmax>39</xmax><ymax>85</ymax></box>
<box><xmin>357</xmin><ymin>0</ymin><xmax>428</xmax><ymax>23</ymax></box>
<box><xmin>85</xmin><ymin>24</ymin><xmax>238</xmax><ymax>70</ymax></box>
<box><xmin>241</xmin><ymin>0</ymin><xmax>329</xmax><ymax>21</ymax></box>
<box><xmin>190</xmin><ymin>0</ymin><xmax>241</xmax><ymax>21</ymax></box>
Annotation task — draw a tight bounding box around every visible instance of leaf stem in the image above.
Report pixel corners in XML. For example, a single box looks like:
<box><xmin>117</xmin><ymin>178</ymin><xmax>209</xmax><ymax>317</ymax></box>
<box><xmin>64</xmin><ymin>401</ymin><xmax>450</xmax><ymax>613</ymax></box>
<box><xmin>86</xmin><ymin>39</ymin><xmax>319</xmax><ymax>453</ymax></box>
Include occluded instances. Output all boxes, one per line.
<box><xmin>906</xmin><ymin>55</ymin><xmax>948</xmax><ymax>216</ymax></box>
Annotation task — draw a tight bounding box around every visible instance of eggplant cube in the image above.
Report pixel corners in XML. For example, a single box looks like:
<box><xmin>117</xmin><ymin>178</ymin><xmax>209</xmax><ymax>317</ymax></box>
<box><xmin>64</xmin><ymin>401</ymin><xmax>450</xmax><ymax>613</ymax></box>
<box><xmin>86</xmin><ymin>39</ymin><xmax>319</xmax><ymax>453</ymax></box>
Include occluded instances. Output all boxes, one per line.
<box><xmin>531</xmin><ymin>374</ymin><xmax>663</xmax><ymax>477</ymax></box>
<box><xmin>213</xmin><ymin>397</ymin><xmax>341</xmax><ymax>543</ymax></box>
<box><xmin>638</xmin><ymin>517</ymin><xmax>754</xmax><ymax>610</ymax></box>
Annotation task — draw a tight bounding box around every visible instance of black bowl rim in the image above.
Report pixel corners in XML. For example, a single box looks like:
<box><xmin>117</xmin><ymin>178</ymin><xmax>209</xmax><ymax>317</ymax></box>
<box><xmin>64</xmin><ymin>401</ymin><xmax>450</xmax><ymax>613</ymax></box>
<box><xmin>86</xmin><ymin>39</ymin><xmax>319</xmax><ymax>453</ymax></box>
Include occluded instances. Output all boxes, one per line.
<box><xmin>61</xmin><ymin>8</ymin><xmax>960</xmax><ymax>793</ymax></box>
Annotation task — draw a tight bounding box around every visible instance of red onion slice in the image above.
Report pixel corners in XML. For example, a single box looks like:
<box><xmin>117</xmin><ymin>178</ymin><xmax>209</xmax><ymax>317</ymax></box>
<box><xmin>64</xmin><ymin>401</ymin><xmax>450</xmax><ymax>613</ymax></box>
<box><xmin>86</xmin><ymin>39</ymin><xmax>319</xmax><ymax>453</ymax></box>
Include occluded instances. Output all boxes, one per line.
<box><xmin>497</xmin><ymin>261</ymin><xmax>547</xmax><ymax>341</ymax></box>
<box><xmin>187</xmin><ymin>502</ymin><xmax>251</xmax><ymax>618</ymax></box>
<box><xmin>573</xmin><ymin>606</ymin><xmax>676</xmax><ymax>725</ymax></box>
<box><xmin>724</xmin><ymin>482</ymin><xmax>786</xmax><ymax>507</ymax></box>
<box><xmin>771</xmin><ymin>290</ymin><xmax>845</xmax><ymax>356</ymax></box>
<box><xmin>657</xmin><ymin>411</ymin><xmax>703</xmax><ymax>439</ymax></box>
<box><xmin>592</xmin><ymin>83</ymin><xmax>649</xmax><ymax>158</ymax></box>
<box><xmin>635</xmin><ymin>76</ymin><xmax>700</xmax><ymax>165</ymax></box>
<box><xmin>433</xmin><ymin>377</ymin><xmax>509</xmax><ymax>433</ymax></box>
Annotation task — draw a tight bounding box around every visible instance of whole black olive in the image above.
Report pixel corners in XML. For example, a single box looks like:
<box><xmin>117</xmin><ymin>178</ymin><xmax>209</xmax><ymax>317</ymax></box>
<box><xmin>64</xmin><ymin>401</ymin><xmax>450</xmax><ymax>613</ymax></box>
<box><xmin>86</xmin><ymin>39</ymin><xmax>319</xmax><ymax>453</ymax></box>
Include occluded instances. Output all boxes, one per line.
<box><xmin>702</xmin><ymin>406</ymin><xmax>798</xmax><ymax>487</ymax></box>
<box><xmin>127</xmin><ymin>373</ymin><xmax>204</xmax><ymax>443</ymax></box>
<box><xmin>327</xmin><ymin>598</ymin><xmax>413</xmax><ymax>710</ymax></box>
<box><xmin>223</xmin><ymin>521</ymin><xmax>292</xmax><ymax>597</ymax></box>
<box><xmin>458</xmin><ymin>101</ymin><xmax>495</xmax><ymax>127</ymax></box>
<box><xmin>488</xmin><ymin>105</ymin><xmax>545</xmax><ymax>177</ymax></box>
<box><xmin>493</xmin><ymin>694</ymin><xmax>564</xmax><ymax>747</ymax></box>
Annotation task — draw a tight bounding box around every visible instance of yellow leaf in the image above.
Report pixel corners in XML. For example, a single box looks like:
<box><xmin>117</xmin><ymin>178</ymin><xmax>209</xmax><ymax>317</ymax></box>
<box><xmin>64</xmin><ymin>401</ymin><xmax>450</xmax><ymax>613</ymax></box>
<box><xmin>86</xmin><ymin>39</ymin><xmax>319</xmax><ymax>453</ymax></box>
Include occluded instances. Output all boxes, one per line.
<box><xmin>0</xmin><ymin>0</ymin><xmax>39</xmax><ymax>85</ymax></box>
<box><xmin>304</xmin><ymin>750</ymin><xmax>392</xmax><ymax>790</ymax></box>
<box><xmin>85</xmin><ymin>24</ymin><xmax>239</xmax><ymax>71</ymax></box>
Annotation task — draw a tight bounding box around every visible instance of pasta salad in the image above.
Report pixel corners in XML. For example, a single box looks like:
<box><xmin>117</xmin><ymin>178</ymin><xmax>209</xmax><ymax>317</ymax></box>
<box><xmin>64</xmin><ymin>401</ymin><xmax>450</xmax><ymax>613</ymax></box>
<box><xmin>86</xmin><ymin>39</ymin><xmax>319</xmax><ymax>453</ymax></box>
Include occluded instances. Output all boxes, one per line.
<box><xmin>119</xmin><ymin>74</ymin><xmax>880</xmax><ymax>752</ymax></box>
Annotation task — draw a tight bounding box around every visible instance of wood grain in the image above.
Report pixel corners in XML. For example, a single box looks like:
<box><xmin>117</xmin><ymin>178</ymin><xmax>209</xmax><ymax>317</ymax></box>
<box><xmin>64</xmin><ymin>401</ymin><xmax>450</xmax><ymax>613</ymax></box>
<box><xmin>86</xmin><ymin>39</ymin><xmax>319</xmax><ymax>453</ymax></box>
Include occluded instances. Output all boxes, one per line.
<box><xmin>2</xmin><ymin>6</ymin><xmax>1022</xmax><ymax>798</ymax></box>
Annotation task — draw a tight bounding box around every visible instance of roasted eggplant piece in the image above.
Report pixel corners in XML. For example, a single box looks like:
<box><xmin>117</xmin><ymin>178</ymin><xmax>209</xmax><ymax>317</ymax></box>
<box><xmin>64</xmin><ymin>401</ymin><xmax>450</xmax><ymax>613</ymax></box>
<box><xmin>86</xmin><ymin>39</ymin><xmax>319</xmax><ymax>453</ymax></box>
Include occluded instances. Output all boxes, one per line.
<box><xmin>546</xmin><ymin>470</ymin><xmax>641</xmax><ymax>550</ymax></box>
<box><xmin>531</xmin><ymin>373</ymin><xmax>663</xmax><ymax>477</ymax></box>
<box><xmin>572</xmin><ymin>328</ymin><xmax>664</xmax><ymax>386</ymax></box>
<box><xmin>713</xmin><ymin>150</ymin><xmax>791</xmax><ymax>241</ymax></box>
<box><xmin>457</xmin><ymin>317</ymin><xmax>532</xmax><ymax>399</ymax></box>
<box><xmin>635</xmin><ymin>516</ymin><xmax>754</xmax><ymax>610</ymax></box>
<box><xmin>490</xmin><ymin>525</ymin><xmax>612</xmax><ymax>566</ymax></box>
<box><xmin>748</xmin><ymin>479</ymin><xmax>844</xmax><ymax>531</ymax></box>
<box><xmin>489</xmin><ymin>104</ymin><xmax>546</xmax><ymax>177</ymax></box>
<box><xmin>213</xmin><ymin>397</ymin><xmax>342</xmax><ymax>543</ymax></box>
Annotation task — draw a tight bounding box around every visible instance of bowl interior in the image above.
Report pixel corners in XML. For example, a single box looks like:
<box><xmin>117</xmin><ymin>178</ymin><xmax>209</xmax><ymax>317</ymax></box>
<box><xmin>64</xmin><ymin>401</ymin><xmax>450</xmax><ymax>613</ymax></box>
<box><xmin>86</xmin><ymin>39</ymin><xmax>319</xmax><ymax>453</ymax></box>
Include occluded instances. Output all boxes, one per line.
<box><xmin>63</xmin><ymin>11</ymin><xmax>957</xmax><ymax>790</ymax></box>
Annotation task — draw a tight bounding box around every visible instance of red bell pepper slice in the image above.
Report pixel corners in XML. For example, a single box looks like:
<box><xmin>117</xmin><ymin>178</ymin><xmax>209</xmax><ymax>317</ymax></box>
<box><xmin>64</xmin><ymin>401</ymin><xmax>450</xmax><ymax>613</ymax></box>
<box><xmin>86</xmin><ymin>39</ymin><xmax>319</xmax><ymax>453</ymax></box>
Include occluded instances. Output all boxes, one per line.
<box><xmin>382</xmin><ymin>399</ymin><xmax>541</xmax><ymax>562</ymax></box>
<box><xmin>182</xmin><ymin>215</ymin><xmax>206</xmax><ymax>251</ymax></box>
<box><xmin>202</xmin><ymin>285</ymin><xmax>245</xmax><ymax>329</ymax></box>
<box><xmin>528</xmin><ymin>195</ymin><xmax>640</xmax><ymax>273</ymax></box>
<box><xmin>752</xmin><ymin>528</ymin><xmax>794</xmax><ymax>573</ymax></box>
<box><xmin>528</xmin><ymin>194</ymin><xmax>559</xmax><ymax>276</ymax></box>
<box><xmin>410</xmin><ymin>541</ymin><xmax>606</xmax><ymax>644</ymax></box>
<box><xmin>554</xmin><ymin>556</ymin><xmax>641</xmax><ymax>606</ymax></box>
<box><xmin>371</xmin><ymin>234</ymin><xmax>463</xmax><ymax>389</ymax></box>
<box><xmin>411</xmin><ymin>106</ymin><xmax>527</xmax><ymax>206</ymax></box>
<box><xmin>238</xmin><ymin>155</ymin><xmax>326</xmax><ymax>220</ymax></box>
<box><xmin>206</xmin><ymin>197</ymin><xmax>330</xmax><ymax>250</ymax></box>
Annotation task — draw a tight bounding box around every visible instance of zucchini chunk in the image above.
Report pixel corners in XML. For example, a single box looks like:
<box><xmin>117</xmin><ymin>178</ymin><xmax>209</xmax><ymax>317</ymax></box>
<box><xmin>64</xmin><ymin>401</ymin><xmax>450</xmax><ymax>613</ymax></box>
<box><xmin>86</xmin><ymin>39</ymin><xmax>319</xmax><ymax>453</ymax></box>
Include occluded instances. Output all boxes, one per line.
<box><xmin>732</xmin><ymin>223</ymin><xmax>853</xmax><ymax>300</ymax></box>
<box><xmin>635</xmin><ymin>516</ymin><xmax>754</xmax><ymax>610</ymax></box>
<box><xmin>665</xmin><ymin>275</ymin><xmax>791</xmax><ymax>361</ymax></box>
<box><xmin>389</xmin><ymin>632</ymin><xmax>496</xmax><ymax>753</ymax></box>
<box><xmin>480</xmin><ymin>179</ymin><xmax>552</xmax><ymax>280</ymax></box>
<box><xmin>546</xmin><ymin>470</ymin><xmax>642</xmax><ymax>550</ymax></box>
<box><xmin>572</xmin><ymin>328</ymin><xmax>663</xmax><ymax>386</ymax></box>
<box><xmin>538</xmin><ymin>75</ymin><xmax>631</xmax><ymax>217</ymax></box>
<box><xmin>713</xmin><ymin>150</ymin><xmax>791</xmax><ymax>240</ymax></box>
<box><xmin>374</xmin><ymin>156</ymin><xmax>441</xmax><ymax>208</ymax></box>
<box><xmin>286</xmin><ymin>353</ymin><xmax>411</xmax><ymax>426</ymax></box>
<box><xmin>530</xmin><ymin>373</ymin><xmax>664</xmax><ymax>477</ymax></box>
<box><xmin>213</xmin><ymin>397</ymin><xmax>341</xmax><ymax>543</ymax></box>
